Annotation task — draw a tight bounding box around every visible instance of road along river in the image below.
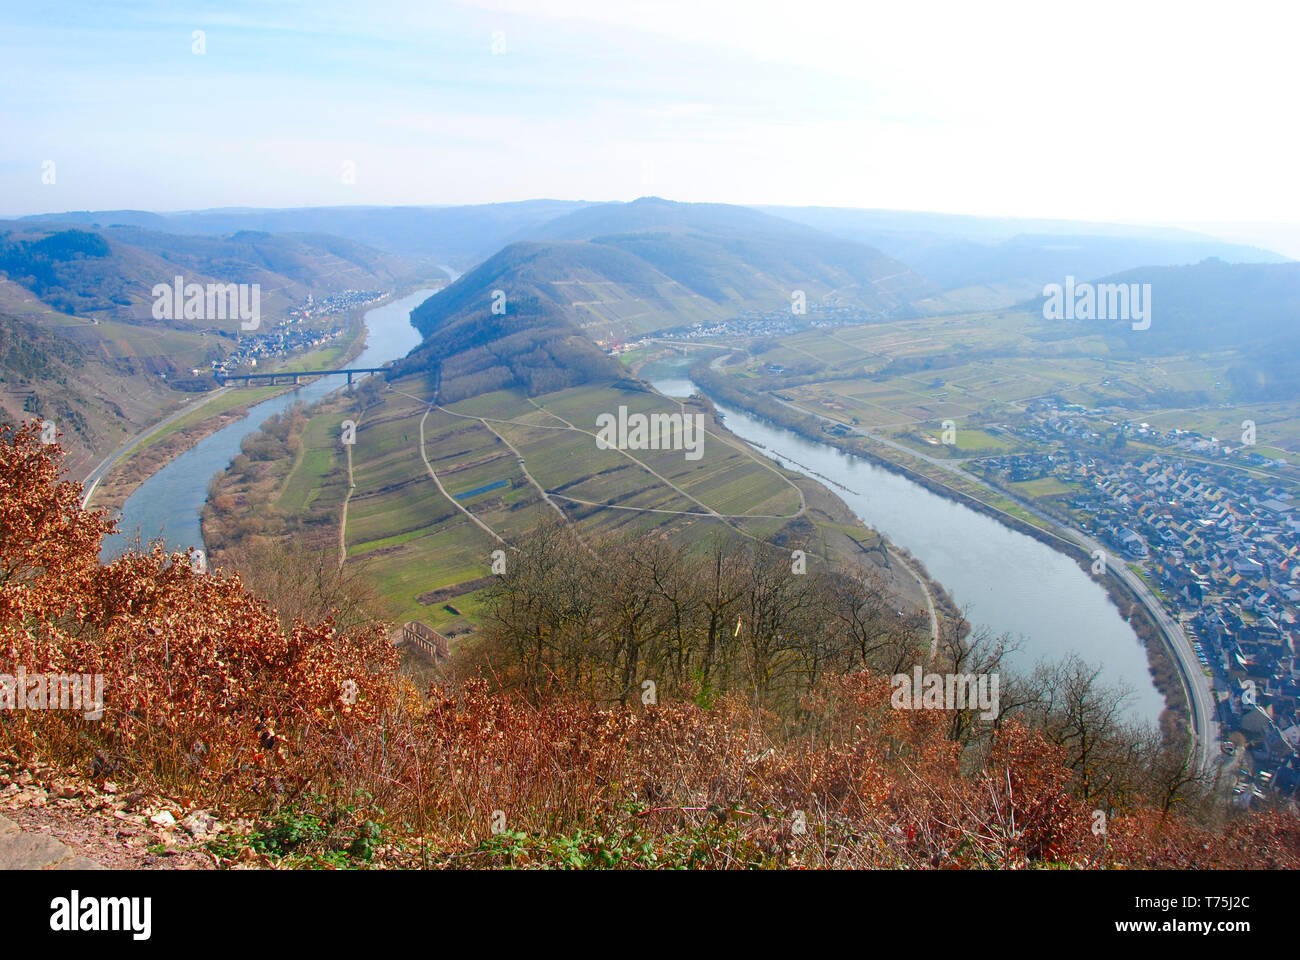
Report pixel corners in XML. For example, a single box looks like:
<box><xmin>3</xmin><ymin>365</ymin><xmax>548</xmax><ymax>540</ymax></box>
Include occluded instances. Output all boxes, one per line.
<box><xmin>641</xmin><ymin>360</ymin><xmax>1166</xmax><ymax>727</ymax></box>
<box><xmin>99</xmin><ymin>288</ymin><xmax>435</xmax><ymax>561</ymax></box>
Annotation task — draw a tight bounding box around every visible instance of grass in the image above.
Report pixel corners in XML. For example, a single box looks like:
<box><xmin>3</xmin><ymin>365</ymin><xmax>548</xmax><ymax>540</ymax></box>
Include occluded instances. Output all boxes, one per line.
<box><xmin>1008</xmin><ymin>477</ymin><xmax>1075</xmax><ymax>498</ymax></box>
<box><xmin>134</xmin><ymin>385</ymin><xmax>282</xmax><ymax>450</ymax></box>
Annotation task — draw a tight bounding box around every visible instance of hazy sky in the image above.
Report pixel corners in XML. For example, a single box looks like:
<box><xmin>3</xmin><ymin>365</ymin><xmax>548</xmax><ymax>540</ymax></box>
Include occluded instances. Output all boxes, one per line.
<box><xmin>4</xmin><ymin>0</ymin><xmax>1299</xmax><ymax>229</ymax></box>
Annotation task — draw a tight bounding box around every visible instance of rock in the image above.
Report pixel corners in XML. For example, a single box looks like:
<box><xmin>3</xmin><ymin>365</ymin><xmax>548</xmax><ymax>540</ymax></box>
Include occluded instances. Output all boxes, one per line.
<box><xmin>149</xmin><ymin>810</ymin><xmax>176</xmax><ymax>828</ymax></box>
<box><xmin>179</xmin><ymin>811</ymin><xmax>220</xmax><ymax>838</ymax></box>
<box><xmin>0</xmin><ymin>815</ymin><xmax>103</xmax><ymax>870</ymax></box>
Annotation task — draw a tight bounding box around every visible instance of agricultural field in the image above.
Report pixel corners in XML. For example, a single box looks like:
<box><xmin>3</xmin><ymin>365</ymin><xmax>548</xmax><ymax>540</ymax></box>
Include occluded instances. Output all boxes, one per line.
<box><xmin>233</xmin><ymin>374</ymin><xmax>909</xmax><ymax>638</ymax></box>
<box><xmin>728</xmin><ymin>310</ymin><xmax>1298</xmax><ymax>467</ymax></box>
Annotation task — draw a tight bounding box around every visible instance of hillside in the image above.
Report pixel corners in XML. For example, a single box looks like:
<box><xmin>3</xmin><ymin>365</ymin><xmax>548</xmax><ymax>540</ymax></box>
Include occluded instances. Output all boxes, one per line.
<box><xmin>0</xmin><ymin>221</ymin><xmax>418</xmax><ymax>475</ymax></box>
<box><xmin>0</xmin><ymin>300</ymin><xmax>229</xmax><ymax>478</ymax></box>
<box><xmin>1041</xmin><ymin>259</ymin><xmax>1300</xmax><ymax>400</ymax></box>
<box><xmin>397</xmin><ymin>198</ymin><xmax>933</xmax><ymax>401</ymax></box>
<box><xmin>518</xmin><ymin>197</ymin><xmax>931</xmax><ymax>310</ymax></box>
<box><xmin>0</xmin><ymin>222</ymin><xmax>412</xmax><ymax>326</ymax></box>
<box><xmin>1059</xmin><ymin>258</ymin><xmax>1300</xmax><ymax>346</ymax></box>
<box><xmin>8</xmin><ymin>423</ymin><xmax>1300</xmax><ymax>872</ymax></box>
<box><xmin>395</xmin><ymin>246</ymin><xmax>624</xmax><ymax>401</ymax></box>
<box><xmin>21</xmin><ymin>200</ymin><xmax>592</xmax><ymax>271</ymax></box>
<box><xmin>517</xmin><ymin>197</ymin><xmax>827</xmax><ymax>243</ymax></box>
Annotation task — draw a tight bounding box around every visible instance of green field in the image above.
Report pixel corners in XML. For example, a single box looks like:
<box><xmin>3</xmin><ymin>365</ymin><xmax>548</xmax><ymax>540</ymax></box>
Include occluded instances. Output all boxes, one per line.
<box><xmin>1008</xmin><ymin>477</ymin><xmax>1075</xmax><ymax>498</ymax></box>
<box><xmin>719</xmin><ymin>310</ymin><xmax>1300</xmax><ymax>469</ymax></box>
<box><xmin>253</xmin><ymin>376</ymin><xmax>860</xmax><ymax>635</ymax></box>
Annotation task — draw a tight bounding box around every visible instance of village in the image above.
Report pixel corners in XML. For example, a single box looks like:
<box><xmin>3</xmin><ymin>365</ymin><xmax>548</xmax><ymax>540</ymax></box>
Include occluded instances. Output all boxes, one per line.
<box><xmin>197</xmin><ymin>289</ymin><xmax>386</xmax><ymax>379</ymax></box>
<box><xmin>650</xmin><ymin>302</ymin><xmax>877</xmax><ymax>345</ymax></box>
<box><xmin>976</xmin><ymin>401</ymin><xmax>1300</xmax><ymax>805</ymax></box>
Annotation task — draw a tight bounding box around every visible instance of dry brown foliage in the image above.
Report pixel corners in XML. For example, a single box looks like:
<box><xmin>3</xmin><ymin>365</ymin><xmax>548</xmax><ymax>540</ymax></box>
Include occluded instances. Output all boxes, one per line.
<box><xmin>2</xmin><ymin>420</ymin><xmax>1297</xmax><ymax>868</ymax></box>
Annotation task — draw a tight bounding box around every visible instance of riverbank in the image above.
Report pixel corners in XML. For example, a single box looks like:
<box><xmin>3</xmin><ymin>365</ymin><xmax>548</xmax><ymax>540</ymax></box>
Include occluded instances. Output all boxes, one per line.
<box><xmin>686</xmin><ymin>356</ymin><xmax>1184</xmax><ymax>733</ymax></box>
<box><xmin>99</xmin><ymin>286</ymin><xmax>446</xmax><ymax>561</ymax></box>
<box><xmin>83</xmin><ymin>284</ymin><xmax>440</xmax><ymax>516</ymax></box>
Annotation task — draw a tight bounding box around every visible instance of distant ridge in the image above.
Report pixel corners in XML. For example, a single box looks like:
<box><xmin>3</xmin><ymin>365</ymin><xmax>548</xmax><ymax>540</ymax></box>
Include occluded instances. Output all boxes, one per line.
<box><xmin>757</xmin><ymin>205</ymin><xmax>1290</xmax><ymax>293</ymax></box>
<box><xmin>1020</xmin><ymin>258</ymin><xmax>1300</xmax><ymax>400</ymax></box>
<box><xmin>19</xmin><ymin>200</ymin><xmax>595</xmax><ymax>269</ymax></box>
<box><xmin>0</xmin><ymin>220</ymin><xmax>409</xmax><ymax>325</ymax></box>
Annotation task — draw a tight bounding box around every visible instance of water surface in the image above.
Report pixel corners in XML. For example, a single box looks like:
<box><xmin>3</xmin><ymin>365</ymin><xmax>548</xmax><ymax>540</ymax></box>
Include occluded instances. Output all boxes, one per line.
<box><xmin>102</xmin><ymin>289</ymin><xmax>435</xmax><ymax>559</ymax></box>
<box><xmin>643</xmin><ymin>359</ymin><xmax>1163</xmax><ymax>724</ymax></box>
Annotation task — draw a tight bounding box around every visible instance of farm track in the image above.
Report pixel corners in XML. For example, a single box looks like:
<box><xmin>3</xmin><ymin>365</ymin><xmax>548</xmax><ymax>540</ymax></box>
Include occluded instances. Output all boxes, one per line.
<box><xmin>386</xmin><ymin>387</ymin><xmax>806</xmax><ymax>546</ymax></box>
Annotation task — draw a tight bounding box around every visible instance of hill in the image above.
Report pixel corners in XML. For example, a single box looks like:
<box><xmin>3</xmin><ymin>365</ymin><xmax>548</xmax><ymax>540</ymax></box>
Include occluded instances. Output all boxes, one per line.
<box><xmin>1065</xmin><ymin>258</ymin><xmax>1300</xmax><ymax>347</ymax></box>
<box><xmin>0</xmin><ymin>221</ymin><xmax>420</xmax><ymax>475</ymax></box>
<box><xmin>757</xmin><ymin>205</ymin><xmax>1290</xmax><ymax>306</ymax></box>
<box><xmin>0</xmin><ymin>221</ymin><xmax>412</xmax><ymax>326</ymax></box>
<box><xmin>1033</xmin><ymin>258</ymin><xmax>1300</xmax><ymax>400</ymax></box>
<box><xmin>396</xmin><ymin>243</ymin><xmax>640</xmax><ymax>401</ymax></box>
<box><xmin>8</xmin><ymin>423</ymin><xmax>1299</xmax><ymax>872</ymax></box>
<box><xmin>397</xmin><ymin>198</ymin><xmax>933</xmax><ymax>401</ymax></box>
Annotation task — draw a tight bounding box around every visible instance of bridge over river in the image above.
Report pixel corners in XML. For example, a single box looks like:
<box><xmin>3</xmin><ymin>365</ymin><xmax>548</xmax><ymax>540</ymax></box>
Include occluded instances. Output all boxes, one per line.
<box><xmin>215</xmin><ymin>366</ymin><xmax>389</xmax><ymax>386</ymax></box>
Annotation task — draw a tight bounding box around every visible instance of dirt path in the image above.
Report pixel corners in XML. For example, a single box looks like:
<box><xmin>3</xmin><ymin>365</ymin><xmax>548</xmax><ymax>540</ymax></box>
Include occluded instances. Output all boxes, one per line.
<box><xmin>1</xmin><ymin>763</ymin><xmax>214</xmax><ymax>870</ymax></box>
<box><xmin>521</xmin><ymin>397</ymin><xmax>764</xmax><ymax>543</ymax></box>
<box><xmin>338</xmin><ymin>429</ymin><xmax>357</xmax><ymax>569</ymax></box>
<box><xmin>478</xmin><ymin>417</ymin><xmax>570</xmax><ymax>523</ymax></box>
<box><xmin>393</xmin><ymin>387</ymin><xmax>808</xmax><ymax>543</ymax></box>
<box><xmin>548</xmin><ymin>494</ymin><xmax>798</xmax><ymax>519</ymax></box>
<box><xmin>418</xmin><ymin>407</ymin><xmax>508</xmax><ymax>546</ymax></box>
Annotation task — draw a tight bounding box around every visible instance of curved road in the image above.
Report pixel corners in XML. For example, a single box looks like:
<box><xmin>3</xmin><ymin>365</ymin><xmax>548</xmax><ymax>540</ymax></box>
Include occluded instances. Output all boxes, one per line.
<box><xmin>80</xmin><ymin>386</ymin><xmax>231</xmax><ymax>508</ymax></box>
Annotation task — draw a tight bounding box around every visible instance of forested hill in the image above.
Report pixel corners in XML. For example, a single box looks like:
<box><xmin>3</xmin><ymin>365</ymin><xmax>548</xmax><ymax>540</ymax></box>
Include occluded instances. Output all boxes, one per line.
<box><xmin>394</xmin><ymin>241</ymin><xmax>635</xmax><ymax>402</ymax></box>
<box><xmin>1082</xmin><ymin>259</ymin><xmax>1300</xmax><ymax>348</ymax></box>
<box><xmin>0</xmin><ymin>221</ymin><xmax>414</xmax><ymax>474</ymax></box>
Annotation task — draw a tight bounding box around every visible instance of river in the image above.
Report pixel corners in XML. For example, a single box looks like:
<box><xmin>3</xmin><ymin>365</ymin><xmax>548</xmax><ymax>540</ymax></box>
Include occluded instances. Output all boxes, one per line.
<box><xmin>640</xmin><ymin>359</ymin><xmax>1165</xmax><ymax>725</ymax></box>
<box><xmin>98</xmin><ymin>316</ymin><xmax>1163</xmax><ymax>724</ymax></box>
<box><xmin>100</xmin><ymin>288</ymin><xmax>436</xmax><ymax>560</ymax></box>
